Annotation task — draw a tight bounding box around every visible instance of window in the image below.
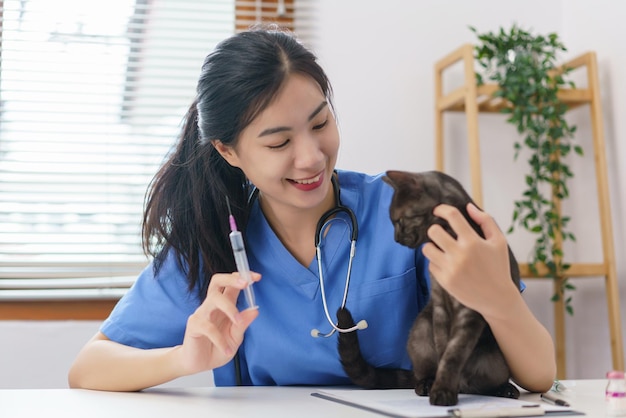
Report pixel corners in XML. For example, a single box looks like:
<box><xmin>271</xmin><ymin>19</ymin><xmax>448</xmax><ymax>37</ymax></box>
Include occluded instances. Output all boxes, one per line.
<box><xmin>0</xmin><ymin>0</ymin><xmax>299</xmax><ymax>318</ymax></box>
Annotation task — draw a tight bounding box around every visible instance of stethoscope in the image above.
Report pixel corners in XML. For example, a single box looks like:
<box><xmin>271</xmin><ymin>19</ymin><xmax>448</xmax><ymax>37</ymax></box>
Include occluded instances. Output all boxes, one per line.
<box><xmin>309</xmin><ymin>173</ymin><xmax>368</xmax><ymax>338</ymax></box>
<box><xmin>247</xmin><ymin>172</ymin><xmax>368</xmax><ymax>339</ymax></box>
<box><xmin>235</xmin><ymin>173</ymin><xmax>368</xmax><ymax>384</ymax></box>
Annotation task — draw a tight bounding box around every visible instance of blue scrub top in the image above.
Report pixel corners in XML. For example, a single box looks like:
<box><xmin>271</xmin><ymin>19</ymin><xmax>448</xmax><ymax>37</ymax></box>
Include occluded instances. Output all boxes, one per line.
<box><xmin>100</xmin><ymin>170</ymin><xmax>431</xmax><ymax>386</ymax></box>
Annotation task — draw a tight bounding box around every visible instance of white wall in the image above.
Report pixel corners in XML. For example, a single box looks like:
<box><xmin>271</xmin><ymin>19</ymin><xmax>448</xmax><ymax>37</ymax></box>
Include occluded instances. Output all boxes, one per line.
<box><xmin>309</xmin><ymin>0</ymin><xmax>626</xmax><ymax>379</ymax></box>
<box><xmin>1</xmin><ymin>0</ymin><xmax>624</xmax><ymax>387</ymax></box>
<box><xmin>0</xmin><ymin>321</ymin><xmax>213</xmax><ymax>389</ymax></box>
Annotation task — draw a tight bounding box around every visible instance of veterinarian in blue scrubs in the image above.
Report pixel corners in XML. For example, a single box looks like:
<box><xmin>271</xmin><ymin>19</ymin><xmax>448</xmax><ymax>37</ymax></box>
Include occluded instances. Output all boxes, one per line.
<box><xmin>68</xmin><ymin>26</ymin><xmax>556</xmax><ymax>392</ymax></box>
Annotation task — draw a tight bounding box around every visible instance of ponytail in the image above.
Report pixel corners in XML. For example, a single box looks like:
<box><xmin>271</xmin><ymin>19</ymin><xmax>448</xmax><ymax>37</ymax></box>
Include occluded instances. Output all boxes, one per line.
<box><xmin>142</xmin><ymin>101</ymin><xmax>249</xmax><ymax>297</ymax></box>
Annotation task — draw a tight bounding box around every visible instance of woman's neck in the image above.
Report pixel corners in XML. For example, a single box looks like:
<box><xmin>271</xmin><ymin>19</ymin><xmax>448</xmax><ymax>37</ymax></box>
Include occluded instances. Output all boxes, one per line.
<box><xmin>259</xmin><ymin>183</ymin><xmax>336</xmax><ymax>266</ymax></box>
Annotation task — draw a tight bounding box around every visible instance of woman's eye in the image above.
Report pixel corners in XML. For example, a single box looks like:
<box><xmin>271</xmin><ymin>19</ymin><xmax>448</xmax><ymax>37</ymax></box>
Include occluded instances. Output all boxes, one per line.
<box><xmin>313</xmin><ymin>119</ymin><xmax>328</xmax><ymax>130</ymax></box>
<box><xmin>268</xmin><ymin>139</ymin><xmax>290</xmax><ymax>149</ymax></box>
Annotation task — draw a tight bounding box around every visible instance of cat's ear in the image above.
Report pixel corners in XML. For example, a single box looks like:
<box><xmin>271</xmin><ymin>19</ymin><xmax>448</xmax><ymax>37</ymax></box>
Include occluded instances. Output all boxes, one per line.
<box><xmin>384</xmin><ymin>170</ymin><xmax>415</xmax><ymax>190</ymax></box>
<box><xmin>382</xmin><ymin>171</ymin><xmax>398</xmax><ymax>190</ymax></box>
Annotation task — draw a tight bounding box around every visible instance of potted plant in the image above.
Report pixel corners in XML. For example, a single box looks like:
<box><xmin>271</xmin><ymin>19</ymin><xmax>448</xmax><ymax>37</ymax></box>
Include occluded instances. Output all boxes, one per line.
<box><xmin>469</xmin><ymin>25</ymin><xmax>582</xmax><ymax>315</ymax></box>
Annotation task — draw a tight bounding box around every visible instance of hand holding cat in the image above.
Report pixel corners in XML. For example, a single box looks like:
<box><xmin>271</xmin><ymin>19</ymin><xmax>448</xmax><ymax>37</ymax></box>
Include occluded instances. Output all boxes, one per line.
<box><xmin>174</xmin><ymin>272</ymin><xmax>261</xmax><ymax>376</ymax></box>
<box><xmin>422</xmin><ymin>202</ymin><xmax>520</xmax><ymax>319</ymax></box>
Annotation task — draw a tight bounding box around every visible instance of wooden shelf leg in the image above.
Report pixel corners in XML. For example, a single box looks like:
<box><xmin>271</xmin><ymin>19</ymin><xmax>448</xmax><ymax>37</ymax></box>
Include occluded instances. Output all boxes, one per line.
<box><xmin>586</xmin><ymin>52</ymin><xmax>625</xmax><ymax>371</ymax></box>
<box><xmin>554</xmin><ymin>277</ymin><xmax>567</xmax><ymax>379</ymax></box>
<box><xmin>550</xmin><ymin>145</ymin><xmax>567</xmax><ymax>379</ymax></box>
<box><xmin>435</xmin><ymin>66</ymin><xmax>444</xmax><ymax>172</ymax></box>
<box><xmin>462</xmin><ymin>46</ymin><xmax>483</xmax><ymax>206</ymax></box>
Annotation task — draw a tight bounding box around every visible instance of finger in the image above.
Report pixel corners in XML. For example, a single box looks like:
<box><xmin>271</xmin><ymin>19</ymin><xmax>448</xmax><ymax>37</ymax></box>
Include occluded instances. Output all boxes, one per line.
<box><xmin>421</xmin><ymin>242</ymin><xmax>443</xmax><ymax>265</ymax></box>
<box><xmin>231</xmin><ymin>308</ymin><xmax>259</xmax><ymax>338</ymax></box>
<box><xmin>207</xmin><ymin>273</ymin><xmax>234</xmax><ymax>297</ymax></box>
<box><xmin>208</xmin><ymin>304</ymin><xmax>259</xmax><ymax>357</ymax></box>
<box><xmin>432</xmin><ymin>204</ymin><xmax>476</xmax><ymax>239</ymax></box>
<box><xmin>208</xmin><ymin>272</ymin><xmax>261</xmax><ymax>300</ymax></box>
<box><xmin>211</xmin><ymin>291</ymin><xmax>244</xmax><ymax>325</ymax></box>
<box><xmin>187</xmin><ymin>311</ymin><xmax>236</xmax><ymax>356</ymax></box>
<box><xmin>223</xmin><ymin>272</ymin><xmax>261</xmax><ymax>304</ymax></box>
<box><xmin>209</xmin><ymin>272</ymin><xmax>244</xmax><ymax>291</ymax></box>
<box><xmin>421</xmin><ymin>243</ymin><xmax>445</xmax><ymax>283</ymax></box>
<box><xmin>229</xmin><ymin>271</ymin><xmax>262</xmax><ymax>287</ymax></box>
<box><xmin>467</xmin><ymin>203</ymin><xmax>501</xmax><ymax>239</ymax></box>
<box><xmin>427</xmin><ymin>223</ymin><xmax>457</xmax><ymax>252</ymax></box>
<box><xmin>203</xmin><ymin>300</ymin><xmax>255</xmax><ymax>357</ymax></box>
<box><xmin>219</xmin><ymin>308</ymin><xmax>259</xmax><ymax>357</ymax></box>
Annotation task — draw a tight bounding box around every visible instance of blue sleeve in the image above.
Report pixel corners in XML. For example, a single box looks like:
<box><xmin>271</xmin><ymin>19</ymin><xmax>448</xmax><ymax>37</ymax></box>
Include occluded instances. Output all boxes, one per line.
<box><xmin>100</xmin><ymin>250</ymin><xmax>202</xmax><ymax>349</ymax></box>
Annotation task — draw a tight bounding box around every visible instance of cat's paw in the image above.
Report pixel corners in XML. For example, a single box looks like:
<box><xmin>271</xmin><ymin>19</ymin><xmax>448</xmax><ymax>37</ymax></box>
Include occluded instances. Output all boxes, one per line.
<box><xmin>429</xmin><ymin>388</ymin><xmax>458</xmax><ymax>406</ymax></box>
<box><xmin>414</xmin><ymin>378</ymin><xmax>433</xmax><ymax>396</ymax></box>
<box><xmin>336</xmin><ymin>307</ymin><xmax>356</xmax><ymax>328</ymax></box>
<box><xmin>494</xmin><ymin>382</ymin><xmax>520</xmax><ymax>399</ymax></box>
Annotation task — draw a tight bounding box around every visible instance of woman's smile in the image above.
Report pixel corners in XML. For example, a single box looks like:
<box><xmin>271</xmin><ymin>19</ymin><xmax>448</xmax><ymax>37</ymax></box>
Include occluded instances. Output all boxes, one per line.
<box><xmin>288</xmin><ymin>172</ymin><xmax>324</xmax><ymax>191</ymax></box>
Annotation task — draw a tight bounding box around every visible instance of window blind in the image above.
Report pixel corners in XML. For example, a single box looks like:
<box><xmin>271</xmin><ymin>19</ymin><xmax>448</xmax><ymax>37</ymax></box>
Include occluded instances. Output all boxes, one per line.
<box><xmin>0</xmin><ymin>0</ymin><xmax>303</xmax><ymax>301</ymax></box>
<box><xmin>0</xmin><ymin>0</ymin><xmax>238</xmax><ymax>300</ymax></box>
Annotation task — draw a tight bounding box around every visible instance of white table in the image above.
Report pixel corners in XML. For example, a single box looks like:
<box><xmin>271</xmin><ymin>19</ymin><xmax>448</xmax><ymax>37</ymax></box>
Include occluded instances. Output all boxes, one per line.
<box><xmin>0</xmin><ymin>379</ymin><xmax>608</xmax><ymax>417</ymax></box>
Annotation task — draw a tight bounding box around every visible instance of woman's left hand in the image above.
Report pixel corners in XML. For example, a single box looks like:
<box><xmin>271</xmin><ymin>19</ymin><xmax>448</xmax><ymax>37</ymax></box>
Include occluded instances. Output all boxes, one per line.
<box><xmin>421</xmin><ymin>202</ymin><xmax>519</xmax><ymax>318</ymax></box>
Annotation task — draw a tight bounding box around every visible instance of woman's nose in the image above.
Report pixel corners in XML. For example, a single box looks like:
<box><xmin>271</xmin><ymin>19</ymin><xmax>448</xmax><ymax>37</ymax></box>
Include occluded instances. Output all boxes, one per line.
<box><xmin>293</xmin><ymin>134</ymin><xmax>324</xmax><ymax>169</ymax></box>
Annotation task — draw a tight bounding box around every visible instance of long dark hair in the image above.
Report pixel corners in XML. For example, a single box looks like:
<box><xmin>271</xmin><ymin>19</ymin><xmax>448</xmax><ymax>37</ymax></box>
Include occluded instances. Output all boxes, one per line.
<box><xmin>142</xmin><ymin>26</ymin><xmax>334</xmax><ymax>297</ymax></box>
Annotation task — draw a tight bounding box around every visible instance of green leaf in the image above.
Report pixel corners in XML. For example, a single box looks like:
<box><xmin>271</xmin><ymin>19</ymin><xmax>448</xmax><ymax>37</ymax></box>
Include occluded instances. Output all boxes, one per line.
<box><xmin>472</xmin><ymin>24</ymin><xmax>579</xmax><ymax>313</ymax></box>
<box><xmin>525</xmin><ymin>175</ymin><xmax>534</xmax><ymax>186</ymax></box>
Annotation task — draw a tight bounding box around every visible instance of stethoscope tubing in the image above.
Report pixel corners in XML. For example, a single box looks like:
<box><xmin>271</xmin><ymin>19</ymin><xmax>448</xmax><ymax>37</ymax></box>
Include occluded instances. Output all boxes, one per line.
<box><xmin>312</xmin><ymin>223</ymin><xmax>357</xmax><ymax>338</ymax></box>
<box><xmin>247</xmin><ymin>173</ymin><xmax>366</xmax><ymax>338</ymax></box>
<box><xmin>310</xmin><ymin>174</ymin><xmax>366</xmax><ymax>338</ymax></box>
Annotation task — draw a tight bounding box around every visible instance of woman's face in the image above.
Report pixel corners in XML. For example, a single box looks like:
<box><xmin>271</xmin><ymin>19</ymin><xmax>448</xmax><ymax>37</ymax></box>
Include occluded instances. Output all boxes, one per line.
<box><xmin>215</xmin><ymin>73</ymin><xmax>340</xmax><ymax>214</ymax></box>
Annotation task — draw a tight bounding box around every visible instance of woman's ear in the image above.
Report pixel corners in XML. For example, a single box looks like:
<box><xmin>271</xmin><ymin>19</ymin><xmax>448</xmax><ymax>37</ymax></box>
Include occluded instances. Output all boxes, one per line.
<box><xmin>212</xmin><ymin>140</ymin><xmax>240</xmax><ymax>168</ymax></box>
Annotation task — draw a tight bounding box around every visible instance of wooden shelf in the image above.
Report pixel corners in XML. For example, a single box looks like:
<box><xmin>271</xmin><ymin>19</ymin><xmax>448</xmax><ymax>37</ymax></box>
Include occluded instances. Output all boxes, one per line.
<box><xmin>434</xmin><ymin>43</ymin><xmax>624</xmax><ymax>378</ymax></box>
<box><xmin>438</xmin><ymin>84</ymin><xmax>592</xmax><ymax>113</ymax></box>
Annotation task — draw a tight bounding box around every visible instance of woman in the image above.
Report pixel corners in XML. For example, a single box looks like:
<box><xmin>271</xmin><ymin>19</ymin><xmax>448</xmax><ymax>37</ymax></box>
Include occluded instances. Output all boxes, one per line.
<box><xmin>68</xmin><ymin>26</ymin><xmax>556</xmax><ymax>392</ymax></box>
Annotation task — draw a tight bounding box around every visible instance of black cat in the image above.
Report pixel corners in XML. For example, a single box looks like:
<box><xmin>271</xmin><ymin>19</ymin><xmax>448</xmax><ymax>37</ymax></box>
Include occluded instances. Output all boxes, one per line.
<box><xmin>337</xmin><ymin>170</ymin><xmax>521</xmax><ymax>406</ymax></box>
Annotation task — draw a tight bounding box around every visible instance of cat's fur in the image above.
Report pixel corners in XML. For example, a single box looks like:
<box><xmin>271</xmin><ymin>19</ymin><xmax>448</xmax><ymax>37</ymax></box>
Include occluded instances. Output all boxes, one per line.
<box><xmin>337</xmin><ymin>170</ymin><xmax>521</xmax><ymax>406</ymax></box>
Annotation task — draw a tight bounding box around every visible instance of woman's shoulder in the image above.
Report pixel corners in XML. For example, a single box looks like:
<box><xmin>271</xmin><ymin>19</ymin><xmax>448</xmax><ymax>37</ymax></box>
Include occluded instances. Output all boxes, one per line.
<box><xmin>336</xmin><ymin>169</ymin><xmax>389</xmax><ymax>193</ymax></box>
<box><xmin>335</xmin><ymin>169</ymin><xmax>393</xmax><ymax>216</ymax></box>
<box><xmin>131</xmin><ymin>249</ymin><xmax>200</xmax><ymax>302</ymax></box>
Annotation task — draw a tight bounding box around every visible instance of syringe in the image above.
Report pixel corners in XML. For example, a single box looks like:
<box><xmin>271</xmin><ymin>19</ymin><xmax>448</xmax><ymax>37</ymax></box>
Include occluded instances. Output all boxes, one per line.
<box><xmin>226</xmin><ymin>197</ymin><xmax>257</xmax><ymax>310</ymax></box>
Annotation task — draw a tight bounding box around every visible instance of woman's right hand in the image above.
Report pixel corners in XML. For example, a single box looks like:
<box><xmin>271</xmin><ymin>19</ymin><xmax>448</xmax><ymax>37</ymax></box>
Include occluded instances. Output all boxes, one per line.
<box><xmin>174</xmin><ymin>272</ymin><xmax>261</xmax><ymax>375</ymax></box>
<box><xmin>68</xmin><ymin>272</ymin><xmax>261</xmax><ymax>391</ymax></box>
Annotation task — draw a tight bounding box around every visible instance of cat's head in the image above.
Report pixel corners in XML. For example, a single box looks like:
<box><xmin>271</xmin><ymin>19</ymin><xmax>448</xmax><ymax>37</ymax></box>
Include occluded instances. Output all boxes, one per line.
<box><xmin>382</xmin><ymin>170</ymin><xmax>473</xmax><ymax>248</ymax></box>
